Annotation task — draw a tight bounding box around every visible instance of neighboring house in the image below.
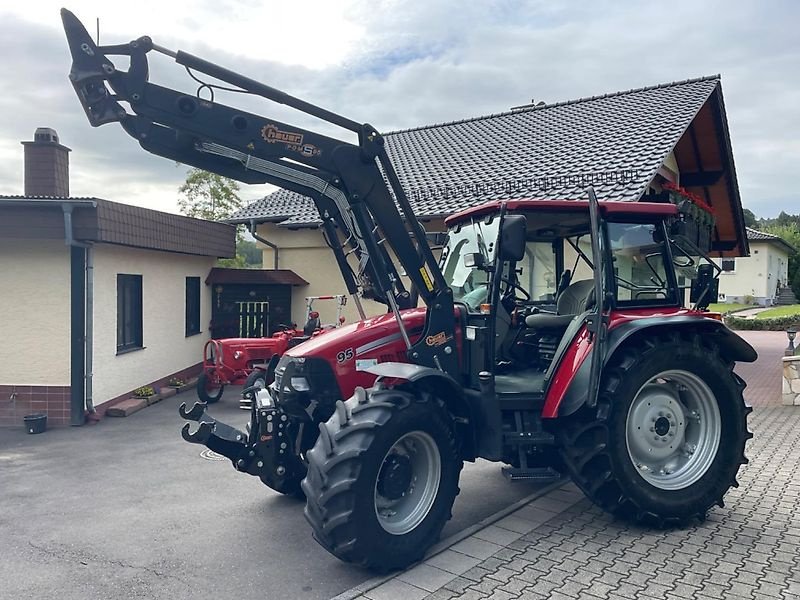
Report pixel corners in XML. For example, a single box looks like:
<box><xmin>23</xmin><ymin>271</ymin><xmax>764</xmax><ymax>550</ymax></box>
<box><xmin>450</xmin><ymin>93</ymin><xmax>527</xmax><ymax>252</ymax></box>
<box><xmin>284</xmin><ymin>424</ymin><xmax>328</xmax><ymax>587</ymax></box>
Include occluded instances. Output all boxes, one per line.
<box><xmin>230</xmin><ymin>76</ymin><xmax>749</xmax><ymax>323</ymax></box>
<box><xmin>715</xmin><ymin>227</ymin><xmax>793</xmax><ymax>306</ymax></box>
<box><xmin>0</xmin><ymin>128</ymin><xmax>236</xmax><ymax>427</ymax></box>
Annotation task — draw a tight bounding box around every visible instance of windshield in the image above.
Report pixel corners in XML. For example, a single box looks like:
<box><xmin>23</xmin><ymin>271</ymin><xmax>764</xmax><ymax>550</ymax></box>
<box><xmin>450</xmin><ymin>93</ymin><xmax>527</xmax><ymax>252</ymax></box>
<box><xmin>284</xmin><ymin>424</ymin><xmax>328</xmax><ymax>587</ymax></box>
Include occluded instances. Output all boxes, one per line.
<box><xmin>440</xmin><ymin>217</ymin><xmax>501</xmax><ymax>309</ymax></box>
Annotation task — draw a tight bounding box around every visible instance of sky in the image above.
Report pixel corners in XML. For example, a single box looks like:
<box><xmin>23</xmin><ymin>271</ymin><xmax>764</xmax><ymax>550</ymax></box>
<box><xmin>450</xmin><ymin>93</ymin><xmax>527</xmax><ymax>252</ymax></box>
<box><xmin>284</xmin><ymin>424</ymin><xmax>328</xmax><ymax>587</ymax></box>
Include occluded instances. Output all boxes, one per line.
<box><xmin>0</xmin><ymin>0</ymin><xmax>797</xmax><ymax>218</ymax></box>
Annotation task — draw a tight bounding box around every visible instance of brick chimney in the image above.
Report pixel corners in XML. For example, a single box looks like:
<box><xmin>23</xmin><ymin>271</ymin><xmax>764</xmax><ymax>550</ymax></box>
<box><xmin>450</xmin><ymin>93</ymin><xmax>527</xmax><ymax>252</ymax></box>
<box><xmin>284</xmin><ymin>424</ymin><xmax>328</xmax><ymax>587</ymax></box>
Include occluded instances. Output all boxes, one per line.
<box><xmin>21</xmin><ymin>127</ymin><xmax>71</xmax><ymax>197</ymax></box>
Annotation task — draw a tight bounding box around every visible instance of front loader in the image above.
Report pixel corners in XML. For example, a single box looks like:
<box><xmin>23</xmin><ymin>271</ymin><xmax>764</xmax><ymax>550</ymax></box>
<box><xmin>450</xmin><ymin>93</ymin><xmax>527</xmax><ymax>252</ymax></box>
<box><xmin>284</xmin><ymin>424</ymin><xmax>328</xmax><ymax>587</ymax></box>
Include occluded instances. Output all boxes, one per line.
<box><xmin>62</xmin><ymin>9</ymin><xmax>756</xmax><ymax>571</ymax></box>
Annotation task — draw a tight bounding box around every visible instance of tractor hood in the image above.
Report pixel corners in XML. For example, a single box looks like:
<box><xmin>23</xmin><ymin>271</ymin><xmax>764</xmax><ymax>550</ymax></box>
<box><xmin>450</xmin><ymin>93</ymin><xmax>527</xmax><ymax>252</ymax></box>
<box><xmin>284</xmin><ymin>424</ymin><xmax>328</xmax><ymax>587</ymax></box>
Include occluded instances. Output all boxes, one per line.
<box><xmin>286</xmin><ymin>308</ymin><xmax>427</xmax><ymax>359</ymax></box>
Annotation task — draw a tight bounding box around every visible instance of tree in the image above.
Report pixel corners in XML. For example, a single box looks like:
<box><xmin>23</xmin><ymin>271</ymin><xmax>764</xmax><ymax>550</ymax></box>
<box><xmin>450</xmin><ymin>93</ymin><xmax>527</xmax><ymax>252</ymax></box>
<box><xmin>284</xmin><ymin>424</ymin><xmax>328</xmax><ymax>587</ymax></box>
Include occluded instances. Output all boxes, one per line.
<box><xmin>761</xmin><ymin>222</ymin><xmax>800</xmax><ymax>297</ymax></box>
<box><xmin>178</xmin><ymin>168</ymin><xmax>243</xmax><ymax>223</ymax></box>
<box><xmin>178</xmin><ymin>168</ymin><xmax>250</xmax><ymax>267</ymax></box>
<box><xmin>238</xmin><ymin>239</ymin><xmax>263</xmax><ymax>267</ymax></box>
<box><xmin>742</xmin><ymin>208</ymin><xmax>758</xmax><ymax>229</ymax></box>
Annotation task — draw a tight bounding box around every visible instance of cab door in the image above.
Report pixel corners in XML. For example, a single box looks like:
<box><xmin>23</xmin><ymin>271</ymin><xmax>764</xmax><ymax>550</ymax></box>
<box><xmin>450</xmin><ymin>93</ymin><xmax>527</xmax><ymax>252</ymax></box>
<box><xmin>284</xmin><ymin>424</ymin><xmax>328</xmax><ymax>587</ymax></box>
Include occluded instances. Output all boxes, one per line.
<box><xmin>586</xmin><ymin>187</ymin><xmax>609</xmax><ymax>408</ymax></box>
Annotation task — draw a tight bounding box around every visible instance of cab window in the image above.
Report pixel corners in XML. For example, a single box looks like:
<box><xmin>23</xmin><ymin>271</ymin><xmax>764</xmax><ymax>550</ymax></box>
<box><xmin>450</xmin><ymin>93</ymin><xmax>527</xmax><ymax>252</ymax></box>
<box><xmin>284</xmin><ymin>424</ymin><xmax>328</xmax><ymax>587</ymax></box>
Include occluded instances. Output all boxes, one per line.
<box><xmin>608</xmin><ymin>222</ymin><xmax>676</xmax><ymax>305</ymax></box>
<box><xmin>518</xmin><ymin>242</ymin><xmax>558</xmax><ymax>302</ymax></box>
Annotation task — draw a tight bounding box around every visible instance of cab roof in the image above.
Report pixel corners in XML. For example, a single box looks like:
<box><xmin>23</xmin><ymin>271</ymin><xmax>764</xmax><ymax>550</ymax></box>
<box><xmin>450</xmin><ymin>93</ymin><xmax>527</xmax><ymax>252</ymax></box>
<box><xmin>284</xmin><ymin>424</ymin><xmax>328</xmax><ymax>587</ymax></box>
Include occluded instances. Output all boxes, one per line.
<box><xmin>445</xmin><ymin>199</ymin><xmax>679</xmax><ymax>227</ymax></box>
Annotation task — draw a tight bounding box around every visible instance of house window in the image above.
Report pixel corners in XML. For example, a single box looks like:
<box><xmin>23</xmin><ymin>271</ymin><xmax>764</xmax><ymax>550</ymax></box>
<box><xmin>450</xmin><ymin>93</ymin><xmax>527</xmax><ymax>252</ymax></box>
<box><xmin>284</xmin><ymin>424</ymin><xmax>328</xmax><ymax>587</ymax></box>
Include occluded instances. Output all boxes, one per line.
<box><xmin>117</xmin><ymin>274</ymin><xmax>143</xmax><ymax>353</ymax></box>
<box><xmin>721</xmin><ymin>258</ymin><xmax>736</xmax><ymax>272</ymax></box>
<box><xmin>185</xmin><ymin>277</ymin><xmax>201</xmax><ymax>336</ymax></box>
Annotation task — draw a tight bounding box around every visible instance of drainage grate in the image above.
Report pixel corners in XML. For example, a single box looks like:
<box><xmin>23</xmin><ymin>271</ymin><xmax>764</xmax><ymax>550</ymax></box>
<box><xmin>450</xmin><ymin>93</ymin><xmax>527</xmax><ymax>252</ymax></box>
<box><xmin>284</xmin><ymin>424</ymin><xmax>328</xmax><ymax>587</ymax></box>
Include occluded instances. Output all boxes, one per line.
<box><xmin>199</xmin><ymin>449</ymin><xmax>226</xmax><ymax>461</ymax></box>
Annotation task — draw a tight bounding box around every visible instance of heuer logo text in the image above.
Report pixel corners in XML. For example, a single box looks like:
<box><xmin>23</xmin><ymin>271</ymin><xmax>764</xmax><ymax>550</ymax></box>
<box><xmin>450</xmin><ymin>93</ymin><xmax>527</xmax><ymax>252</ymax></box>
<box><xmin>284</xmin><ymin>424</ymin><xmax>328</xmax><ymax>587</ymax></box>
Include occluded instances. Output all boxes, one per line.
<box><xmin>261</xmin><ymin>124</ymin><xmax>303</xmax><ymax>145</ymax></box>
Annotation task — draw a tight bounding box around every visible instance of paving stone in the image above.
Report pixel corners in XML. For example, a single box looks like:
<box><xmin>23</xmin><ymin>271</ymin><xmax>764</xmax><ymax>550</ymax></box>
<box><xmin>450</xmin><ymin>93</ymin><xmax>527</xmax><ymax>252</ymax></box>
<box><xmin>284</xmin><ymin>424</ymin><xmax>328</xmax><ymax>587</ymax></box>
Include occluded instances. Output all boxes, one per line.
<box><xmin>494</xmin><ymin>514</ymin><xmax>539</xmax><ymax>534</ymax></box>
<box><xmin>396</xmin><ymin>563</ymin><xmax>456</xmax><ymax>593</ymax></box>
<box><xmin>425</xmin><ymin>550</ymin><xmax>482</xmax><ymax>576</ymax></box>
<box><xmin>451</xmin><ymin>537</ymin><xmax>504</xmax><ymax>560</ymax></box>
<box><xmin>473</xmin><ymin>525</ymin><xmax>523</xmax><ymax>546</ymax></box>
<box><xmin>364</xmin><ymin>579</ymin><xmax>428</xmax><ymax>600</ymax></box>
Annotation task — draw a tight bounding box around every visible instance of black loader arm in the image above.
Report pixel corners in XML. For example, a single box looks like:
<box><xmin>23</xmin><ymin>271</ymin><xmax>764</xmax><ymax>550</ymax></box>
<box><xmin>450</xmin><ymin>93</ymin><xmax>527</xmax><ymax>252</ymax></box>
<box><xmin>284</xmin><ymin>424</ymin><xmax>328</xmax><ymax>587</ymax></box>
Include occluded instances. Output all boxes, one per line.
<box><xmin>61</xmin><ymin>9</ymin><xmax>458</xmax><ymax>375</ymax></box>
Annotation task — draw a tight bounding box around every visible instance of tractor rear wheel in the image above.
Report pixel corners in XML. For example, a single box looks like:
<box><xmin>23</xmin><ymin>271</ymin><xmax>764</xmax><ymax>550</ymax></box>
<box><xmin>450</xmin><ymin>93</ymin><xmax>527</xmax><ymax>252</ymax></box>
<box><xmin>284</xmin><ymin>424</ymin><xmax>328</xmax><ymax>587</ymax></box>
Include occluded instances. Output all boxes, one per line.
<box><xmin>197</xmin><ymin>372</ymin><xmax>224</xmax><ymax>404</ymax></box>
<box><xmin>302</xmin><ymin>387</ymin><xmax>462</xmax><ymax>571</ymax></box>
<box><xmin>558</xmin><ymin>332</ymin><xmax>752</xmax><ymax>525</ymax></box>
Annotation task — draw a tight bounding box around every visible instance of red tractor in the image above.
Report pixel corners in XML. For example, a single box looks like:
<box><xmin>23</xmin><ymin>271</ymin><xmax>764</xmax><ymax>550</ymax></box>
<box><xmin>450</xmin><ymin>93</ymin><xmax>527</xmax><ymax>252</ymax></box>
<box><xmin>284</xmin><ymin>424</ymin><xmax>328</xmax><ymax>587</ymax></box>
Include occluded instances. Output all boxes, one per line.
<box><xmin>63</xmin><ymin>9</ymin><xmax>755</xmax><ymax>572</ymax></box>
<box><xmin>196</xmin><ymin>295</ymin><xmax>347</xmax><ymax>404</ymax></box>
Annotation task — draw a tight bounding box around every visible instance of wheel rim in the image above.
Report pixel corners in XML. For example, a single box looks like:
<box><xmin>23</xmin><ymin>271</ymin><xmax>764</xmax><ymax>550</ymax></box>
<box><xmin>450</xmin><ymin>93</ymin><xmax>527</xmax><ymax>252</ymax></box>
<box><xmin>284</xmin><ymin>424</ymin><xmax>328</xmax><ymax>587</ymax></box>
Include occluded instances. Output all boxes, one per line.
<box><xmin>625</xmin><ymin>370</ymin><xmax>721</xmax><ymax>491</ymax></box>
<box><xmin>245</xmin><ymin>375</ymin><xmax>265</xmax><ymax>399</ymax></box>
<box><xmin>374</xmin><ymin>431</ymin><xmax>441</xmax><ymax>535</ymax></box>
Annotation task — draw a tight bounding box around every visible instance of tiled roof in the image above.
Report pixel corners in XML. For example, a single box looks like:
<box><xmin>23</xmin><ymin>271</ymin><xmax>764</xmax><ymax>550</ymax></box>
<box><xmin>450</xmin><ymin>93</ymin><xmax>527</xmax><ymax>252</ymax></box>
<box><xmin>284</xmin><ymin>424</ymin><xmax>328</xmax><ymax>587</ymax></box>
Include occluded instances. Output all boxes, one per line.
<box><xmin>230</xmin><ymin>76</ymin><xmax>722</xmax><ymax>228</ymax></box>
<box><xmin>205</xmin><ymin>267</ymin><xmax>308</xmax><ymax>286</ymax></box>
<box><xmin>746</xmin><ymin>227</ymin><xmax>795</xmax><ymax>253</ymax></box>
<box><xmin>0</xmin><ymin>195</ymin><xmax>236</xmax><ymax>258</ymax></box>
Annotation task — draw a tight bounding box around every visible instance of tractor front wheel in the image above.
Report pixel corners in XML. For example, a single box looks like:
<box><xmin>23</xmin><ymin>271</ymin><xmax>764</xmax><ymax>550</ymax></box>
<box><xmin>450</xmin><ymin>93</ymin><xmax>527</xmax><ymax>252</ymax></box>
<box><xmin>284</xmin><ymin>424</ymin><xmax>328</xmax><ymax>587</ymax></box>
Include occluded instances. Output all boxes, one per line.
<box><xmin>197</xmin><ymin>372</ymin><xmax>224</xmax><ymax>404</ymax></box>
<box><xmin>559</xmin><ymin>332</ymin><xmax>752</xmax><ymax>525</ymax></box>
<box><xmin>302</xmin><ymin>387</ymin><xmax>462</xmax><ymax>570</ymax></box>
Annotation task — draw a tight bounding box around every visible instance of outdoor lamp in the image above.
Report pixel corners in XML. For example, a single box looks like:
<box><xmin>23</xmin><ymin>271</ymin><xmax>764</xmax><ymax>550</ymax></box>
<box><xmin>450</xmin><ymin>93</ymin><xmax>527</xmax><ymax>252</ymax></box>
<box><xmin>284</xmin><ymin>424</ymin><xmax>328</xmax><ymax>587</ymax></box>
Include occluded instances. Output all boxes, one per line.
<box><xmin>787</xmin><ymin>329</ymin><xmax>797</xmax><ymax>357</ymax></box>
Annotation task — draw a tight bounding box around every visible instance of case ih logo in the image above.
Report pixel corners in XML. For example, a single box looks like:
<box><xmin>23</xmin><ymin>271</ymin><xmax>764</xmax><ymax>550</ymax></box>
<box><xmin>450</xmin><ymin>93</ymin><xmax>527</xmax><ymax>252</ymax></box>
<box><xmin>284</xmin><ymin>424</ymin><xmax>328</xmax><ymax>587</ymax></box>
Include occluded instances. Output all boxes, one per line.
<box><xmin>261</xmin><ymin>124</ymin><xmax>304</xmax><ymax>145</ymax></box>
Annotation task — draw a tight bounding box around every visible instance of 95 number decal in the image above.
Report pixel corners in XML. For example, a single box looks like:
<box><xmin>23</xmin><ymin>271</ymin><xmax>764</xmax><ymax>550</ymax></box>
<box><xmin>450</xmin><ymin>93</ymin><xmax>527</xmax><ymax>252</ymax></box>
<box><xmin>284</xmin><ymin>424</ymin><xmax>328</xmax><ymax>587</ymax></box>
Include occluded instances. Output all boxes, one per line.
<box><xmin>336</xmin><ymin>348</ymin><xmax>354</xmax><ymax>363</ymax></box>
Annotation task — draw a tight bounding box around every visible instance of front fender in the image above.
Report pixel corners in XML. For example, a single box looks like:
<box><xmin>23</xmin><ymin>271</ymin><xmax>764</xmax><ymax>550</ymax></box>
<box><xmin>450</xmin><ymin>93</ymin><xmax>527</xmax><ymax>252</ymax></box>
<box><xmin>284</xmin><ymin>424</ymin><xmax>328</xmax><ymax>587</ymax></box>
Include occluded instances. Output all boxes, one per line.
<box><xmin>366</xmin><ymin>362</ymin><xmax>477</xmax><ymax>460</ymax></box>
<box><xmin>551</xmin><ymin>317</ymin><xmax>757</xmax><ymax>418</ymax></box>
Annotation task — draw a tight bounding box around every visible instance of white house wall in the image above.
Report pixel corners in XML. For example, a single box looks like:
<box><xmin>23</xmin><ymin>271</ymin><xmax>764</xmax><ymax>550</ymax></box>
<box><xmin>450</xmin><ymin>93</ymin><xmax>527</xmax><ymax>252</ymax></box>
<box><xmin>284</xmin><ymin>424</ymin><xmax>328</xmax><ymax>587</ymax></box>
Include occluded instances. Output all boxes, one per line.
<box><xmin>0</xmin><ymin>238</ymin><xmax>71</xmax><ymax>385</ymax></box>
<box><xmin>715</xmin><ymin>241</ymin><xmax>789</xmax><ymax>304</ymax></box>
<box><xmin>92</xmin><ymin>244</ymin><xmax>214</xmax><ymax>407</ymax></box>
<box><xmin>257</xmin><ymin>220</ymin><xmax>445</xmax><ymax>325</ymax></box>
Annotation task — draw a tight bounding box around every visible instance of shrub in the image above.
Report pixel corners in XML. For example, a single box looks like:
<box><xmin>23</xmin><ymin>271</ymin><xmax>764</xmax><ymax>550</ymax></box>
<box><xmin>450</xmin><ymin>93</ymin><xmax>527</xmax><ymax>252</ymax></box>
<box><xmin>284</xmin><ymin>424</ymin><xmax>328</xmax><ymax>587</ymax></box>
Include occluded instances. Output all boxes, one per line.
<box><xmin>792</xmin><ymin>268</ymin><xmax>800</xmax><ymax>302</ymax></box>
<box><xmin>132</xmin><ymin>385</ymin><xmax>156</xmax><ymax>398</ymax></box>
<box><xmin>168</xmin><ymin>377</ymin><xmax>185</xmax><ymax>387</ymax></box>
<box><xmin>725</xmin><ymin>315</ymin><xmax>800</xmax><ymax>331</ymax></box>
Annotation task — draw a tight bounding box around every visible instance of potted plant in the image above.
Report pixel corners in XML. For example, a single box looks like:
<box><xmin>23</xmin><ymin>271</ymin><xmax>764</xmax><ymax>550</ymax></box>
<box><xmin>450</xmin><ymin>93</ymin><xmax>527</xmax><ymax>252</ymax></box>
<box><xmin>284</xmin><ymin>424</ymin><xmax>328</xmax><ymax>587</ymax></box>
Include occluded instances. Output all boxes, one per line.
<box><xmin>132</xmin><ymin>385</ymin><xmax>161</xmax><ymax>405</ymax></box>
<box><xmin>167</xmin><ymin>377</ymin><xmax>191</xmax><ymax>394</ymax></box>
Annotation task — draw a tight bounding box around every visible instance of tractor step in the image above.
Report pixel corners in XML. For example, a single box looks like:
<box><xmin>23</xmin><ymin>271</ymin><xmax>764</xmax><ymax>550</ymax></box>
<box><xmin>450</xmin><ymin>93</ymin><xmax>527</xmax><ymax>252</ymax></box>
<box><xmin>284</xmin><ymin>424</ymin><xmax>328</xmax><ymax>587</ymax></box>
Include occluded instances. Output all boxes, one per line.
<box><xmin>503</xmin><ymin>431</ymin><xmax>555</xmax><ymax>446</ymax></box>
<box><xmin>501</xmin><ymin>466</ymin><xmax>561</xmax><ymax>482</ymax></box>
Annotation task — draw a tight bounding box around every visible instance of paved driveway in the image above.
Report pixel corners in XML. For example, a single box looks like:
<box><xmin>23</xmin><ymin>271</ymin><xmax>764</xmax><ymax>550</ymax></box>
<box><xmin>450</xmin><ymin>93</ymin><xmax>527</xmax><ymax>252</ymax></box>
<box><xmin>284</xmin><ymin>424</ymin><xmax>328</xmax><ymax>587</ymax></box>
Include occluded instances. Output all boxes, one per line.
<box><xmin>0</xmin><ymin>330</ymin><xmax>789</xmax><ymax>600</ymax></box>
<box><xmin>0</xmin><ymin>387</ymin><xmax>552</xmax><ymax>600</ymax></box>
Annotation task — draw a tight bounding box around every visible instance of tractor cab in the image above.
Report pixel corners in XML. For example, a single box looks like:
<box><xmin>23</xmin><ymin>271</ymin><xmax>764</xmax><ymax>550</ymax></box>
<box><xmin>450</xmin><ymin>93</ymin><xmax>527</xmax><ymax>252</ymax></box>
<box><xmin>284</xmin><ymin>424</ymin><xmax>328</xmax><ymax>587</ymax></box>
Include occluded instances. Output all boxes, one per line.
<box><xmin>443</xmin><ymin>199</ymin><xmax>683</xmax><ymax>402</ymax></box>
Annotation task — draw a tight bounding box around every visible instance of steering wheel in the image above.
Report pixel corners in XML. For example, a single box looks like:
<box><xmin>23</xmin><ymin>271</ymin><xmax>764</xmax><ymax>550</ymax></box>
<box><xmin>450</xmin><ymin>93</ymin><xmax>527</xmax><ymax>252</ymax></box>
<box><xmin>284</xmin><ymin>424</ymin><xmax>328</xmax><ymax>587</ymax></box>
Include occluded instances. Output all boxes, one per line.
<box><xmin>500</xmin><ymin>276</ymin><xmax>531</xmax><ymax>301</ymax></box>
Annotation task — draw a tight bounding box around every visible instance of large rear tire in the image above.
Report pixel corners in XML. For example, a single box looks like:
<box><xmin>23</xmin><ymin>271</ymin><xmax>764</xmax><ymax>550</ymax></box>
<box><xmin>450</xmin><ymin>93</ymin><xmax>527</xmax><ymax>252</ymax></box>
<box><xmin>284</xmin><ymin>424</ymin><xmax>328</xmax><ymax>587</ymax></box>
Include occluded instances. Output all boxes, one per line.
<box><xmin>558</xmin><ymin>332</ymin><xmax>752</xmax><ymax>525</ymax></box>
<box><xmin>302</xmin><ymin>387</ymin><xmax>462</xmax><ymax>571</ymax></box>
<box><xmin>197</xmin><ymin>372</ymin><xmax>224</xmax><ymax>404</ymax></box>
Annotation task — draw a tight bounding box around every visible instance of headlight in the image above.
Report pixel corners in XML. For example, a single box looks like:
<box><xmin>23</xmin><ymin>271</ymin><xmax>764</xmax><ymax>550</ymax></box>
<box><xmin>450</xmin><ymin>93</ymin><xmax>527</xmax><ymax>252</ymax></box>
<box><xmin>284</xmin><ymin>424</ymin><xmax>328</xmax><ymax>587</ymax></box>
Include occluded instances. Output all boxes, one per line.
<box><xmin>289</xmin><ymin>377</ymin><xmax>310</xmax><ymax>392</ymax></box>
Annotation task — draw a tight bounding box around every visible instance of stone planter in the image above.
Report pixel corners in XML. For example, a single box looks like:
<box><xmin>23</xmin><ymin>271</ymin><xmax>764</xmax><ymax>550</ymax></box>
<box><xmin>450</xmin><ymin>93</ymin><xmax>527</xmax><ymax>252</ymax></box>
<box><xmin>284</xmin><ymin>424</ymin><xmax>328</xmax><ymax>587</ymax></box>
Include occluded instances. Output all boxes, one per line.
<box><xmin>159</xmin><ymin>387</ymin><xmax>178</xmax><ymax>399</ymax></box>
<box><xmin>135</xmin><ymin>392</ymin><xmax>162</xmax><ymax>406</ymax></box>
<box><xmin>782</xmin><ymin>356</ymin><xmax>800</xmax><ymax>406</ymax></box>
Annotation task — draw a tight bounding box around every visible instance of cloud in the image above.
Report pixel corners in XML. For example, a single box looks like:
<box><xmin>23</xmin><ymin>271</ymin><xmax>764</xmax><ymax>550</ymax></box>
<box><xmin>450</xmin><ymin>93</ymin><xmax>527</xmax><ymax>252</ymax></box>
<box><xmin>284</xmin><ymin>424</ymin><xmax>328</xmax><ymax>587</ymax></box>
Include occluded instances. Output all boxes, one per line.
<box><xmin>0</xmin><ymin>1</ymin><xmax>797</xmax><ymax>217</ymax></box>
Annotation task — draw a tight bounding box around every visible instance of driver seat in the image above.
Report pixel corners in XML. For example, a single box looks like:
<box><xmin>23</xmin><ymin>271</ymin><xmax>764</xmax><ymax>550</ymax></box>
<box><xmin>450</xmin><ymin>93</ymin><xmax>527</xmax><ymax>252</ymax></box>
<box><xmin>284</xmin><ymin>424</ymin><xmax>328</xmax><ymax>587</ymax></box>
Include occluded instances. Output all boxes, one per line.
<box><xmin>524</xmin><ymin>279</ymin><xmax>594</xmax><ymax>330</ymax></box>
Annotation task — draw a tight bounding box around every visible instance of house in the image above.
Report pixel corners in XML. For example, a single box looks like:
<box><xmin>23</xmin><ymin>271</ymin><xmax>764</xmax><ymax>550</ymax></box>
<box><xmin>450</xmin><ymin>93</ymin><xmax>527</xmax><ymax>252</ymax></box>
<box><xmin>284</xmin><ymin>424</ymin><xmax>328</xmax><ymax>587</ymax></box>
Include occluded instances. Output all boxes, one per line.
<box><xmin>716</xmin><ymin>227</ymin><xmax>794</xmax><ymax>306</ymax></box>
<box><xmin>0</xmin><ymin>128</ymin><xmax>236</xmax><ymax>427</ymax></box>
<box><xmin>229</xmin><ymin>75</ymin><xmax>749</xmax><ymax>322</ymax></box>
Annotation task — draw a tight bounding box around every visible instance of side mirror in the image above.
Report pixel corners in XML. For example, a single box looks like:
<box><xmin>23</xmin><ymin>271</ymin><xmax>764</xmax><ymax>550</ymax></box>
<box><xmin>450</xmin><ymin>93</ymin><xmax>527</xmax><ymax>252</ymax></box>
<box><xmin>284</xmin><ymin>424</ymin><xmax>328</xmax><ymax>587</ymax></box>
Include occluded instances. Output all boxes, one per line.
<box><xmin>464</xmin><ymin>253</ymin><xmax>485</xmax><ymax>268</ymax></box>
<box><xmin>425</xmin><ymin>231</ymin><xmax>449</xmax><ymax>247</ymax></box>
<box><xmin>500</xmin><ymin>215</ymin><xmax>526</xmax><ymax>262</ymax></box>
<box><xmin>690</xmin><ymin>263</ymin><xmax>719</xmax><ymax>309</ymax></box>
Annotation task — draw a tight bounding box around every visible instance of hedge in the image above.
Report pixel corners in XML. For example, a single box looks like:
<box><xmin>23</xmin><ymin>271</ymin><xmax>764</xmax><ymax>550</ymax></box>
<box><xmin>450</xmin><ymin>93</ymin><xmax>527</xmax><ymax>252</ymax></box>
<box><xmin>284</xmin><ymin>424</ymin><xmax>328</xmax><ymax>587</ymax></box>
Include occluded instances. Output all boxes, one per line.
<box><xmin>725</xmin><ymin>315</ymin><xmax>800</xmax><ymax>331</ymax></box>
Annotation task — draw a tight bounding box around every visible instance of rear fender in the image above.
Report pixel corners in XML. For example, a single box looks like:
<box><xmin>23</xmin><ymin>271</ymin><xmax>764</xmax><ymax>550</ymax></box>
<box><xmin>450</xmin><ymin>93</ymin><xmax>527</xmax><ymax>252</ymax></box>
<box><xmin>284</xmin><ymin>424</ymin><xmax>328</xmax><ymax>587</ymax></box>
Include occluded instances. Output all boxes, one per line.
<box><xmin>366</xmin><ymin>363</ymin><xmax>477</xmax><ymax>460</ymax></box>
<box><xmin>550</xmin><ymin>317</ymin><xmax>757</xmax><ymax>418</ymax></box>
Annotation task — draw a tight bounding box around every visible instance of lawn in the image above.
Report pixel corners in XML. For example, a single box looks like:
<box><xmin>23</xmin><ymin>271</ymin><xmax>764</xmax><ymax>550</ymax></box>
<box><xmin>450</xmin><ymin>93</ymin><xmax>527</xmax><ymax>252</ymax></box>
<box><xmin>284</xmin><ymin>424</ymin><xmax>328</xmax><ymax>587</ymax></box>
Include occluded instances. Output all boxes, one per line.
<box><xmin>754</xmin><ymin>305</ymin><xmax>800</xmax><ymax>320</ymax></box>
<box><xmin>707</xmin><ymin>303</ymin><xmax>753</xmax><ymax>313</ymax></box>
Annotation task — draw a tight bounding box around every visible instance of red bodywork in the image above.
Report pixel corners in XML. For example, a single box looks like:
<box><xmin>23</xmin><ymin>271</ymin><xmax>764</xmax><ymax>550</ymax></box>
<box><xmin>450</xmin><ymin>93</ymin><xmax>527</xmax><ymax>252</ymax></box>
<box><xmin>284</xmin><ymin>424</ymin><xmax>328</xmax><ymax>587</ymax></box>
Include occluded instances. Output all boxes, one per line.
<box><xmin>286</xmin><ymin>308</ymin><xmax>427</xmax><ymax>392</ymax></box>
<box><xmin>203</xmin><ymin>330</ymin><xmax>303</xmax><ymax>387</ymax></box>
<box><xmin>285</xmin><ymin>305</ymin><xmax>714</xmax><ymax>417</ymax></box>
